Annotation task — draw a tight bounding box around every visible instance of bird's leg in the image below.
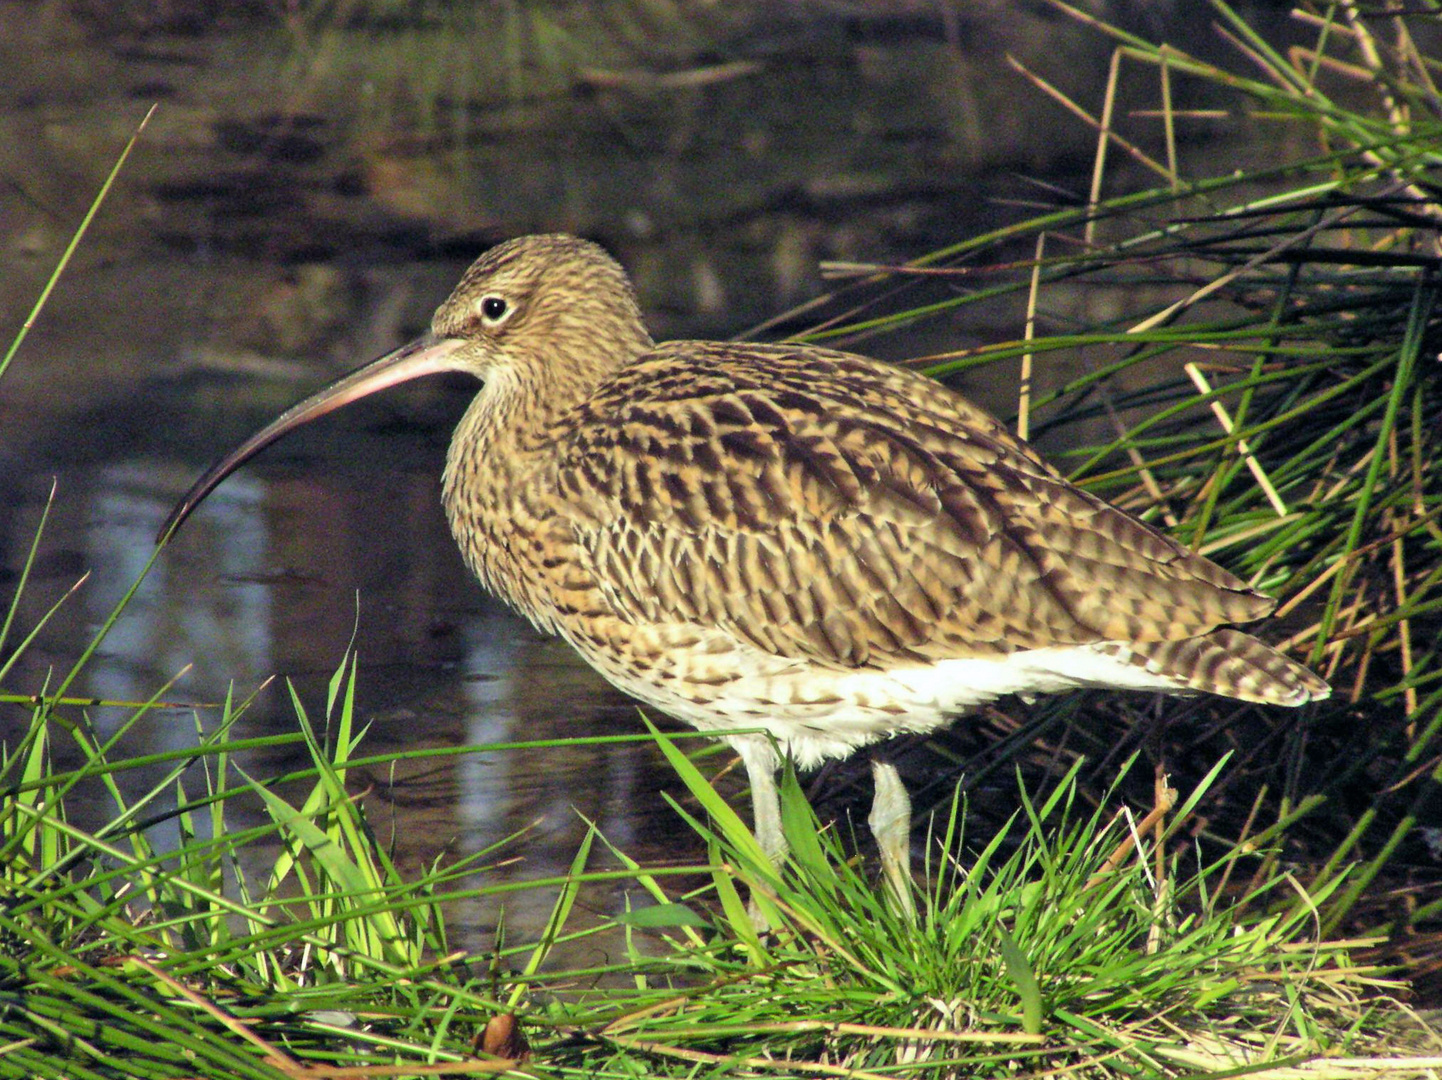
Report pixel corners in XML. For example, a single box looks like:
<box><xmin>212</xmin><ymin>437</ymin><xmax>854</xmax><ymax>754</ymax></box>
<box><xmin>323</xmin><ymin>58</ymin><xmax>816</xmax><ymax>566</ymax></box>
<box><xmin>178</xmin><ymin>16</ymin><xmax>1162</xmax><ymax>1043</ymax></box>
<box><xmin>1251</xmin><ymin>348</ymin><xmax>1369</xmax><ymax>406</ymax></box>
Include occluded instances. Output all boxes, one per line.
<box><xmin>733</xmin><ymin>735</ymin><xmax>787</xmax><ymax>866</ymax></box>
<box><xmin>732</xmin><ymin>735</ymin><xmax>786</xmax><ymax>932</ymax></box>
<box><xmin>868</xmin><ymin>757</ymin><xmax>917</xmax><ymax>923</ymax></box>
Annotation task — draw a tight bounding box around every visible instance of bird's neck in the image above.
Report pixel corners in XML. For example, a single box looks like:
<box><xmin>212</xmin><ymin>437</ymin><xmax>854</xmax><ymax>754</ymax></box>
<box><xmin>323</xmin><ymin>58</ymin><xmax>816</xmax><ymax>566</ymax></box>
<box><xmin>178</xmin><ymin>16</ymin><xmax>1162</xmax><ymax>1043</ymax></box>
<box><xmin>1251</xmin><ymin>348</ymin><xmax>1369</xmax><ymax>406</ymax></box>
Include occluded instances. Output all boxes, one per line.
<box><xmin>442</xmin><ymin>366</ymin><xmax>568</xmax><ymax>501</ymax></box>
<box><xmin>438</xmin><ymin>332</ymin><xmax>650</xmax><ymax>610</ymax></box>
<box><xmin>454</xmin><ymin>330</ymin><xmax>648</xmax><ymax>461</ymax></box>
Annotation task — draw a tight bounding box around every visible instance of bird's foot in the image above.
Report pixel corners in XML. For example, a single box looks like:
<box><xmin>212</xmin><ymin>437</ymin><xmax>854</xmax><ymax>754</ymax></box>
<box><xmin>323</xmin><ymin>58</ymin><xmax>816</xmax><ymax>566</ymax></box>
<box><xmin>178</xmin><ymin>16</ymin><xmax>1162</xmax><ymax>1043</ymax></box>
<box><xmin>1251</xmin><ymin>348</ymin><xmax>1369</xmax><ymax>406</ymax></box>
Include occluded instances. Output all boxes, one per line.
<box><xmin>869</xmin><ymin>759</ymin><xmax>917</xmax><ymax>923</ymax></box>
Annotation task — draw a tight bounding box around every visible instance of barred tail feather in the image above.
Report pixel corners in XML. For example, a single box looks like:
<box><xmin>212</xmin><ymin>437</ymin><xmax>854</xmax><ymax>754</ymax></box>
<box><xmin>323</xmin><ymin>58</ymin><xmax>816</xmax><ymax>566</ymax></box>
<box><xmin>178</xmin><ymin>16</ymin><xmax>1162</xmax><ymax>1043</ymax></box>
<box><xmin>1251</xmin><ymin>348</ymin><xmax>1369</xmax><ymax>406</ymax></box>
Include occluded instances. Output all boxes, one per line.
<box><xmin>1106</xmin><ymin>629</ymin><xmax>1330</xmax><ymax>706</ymax></box>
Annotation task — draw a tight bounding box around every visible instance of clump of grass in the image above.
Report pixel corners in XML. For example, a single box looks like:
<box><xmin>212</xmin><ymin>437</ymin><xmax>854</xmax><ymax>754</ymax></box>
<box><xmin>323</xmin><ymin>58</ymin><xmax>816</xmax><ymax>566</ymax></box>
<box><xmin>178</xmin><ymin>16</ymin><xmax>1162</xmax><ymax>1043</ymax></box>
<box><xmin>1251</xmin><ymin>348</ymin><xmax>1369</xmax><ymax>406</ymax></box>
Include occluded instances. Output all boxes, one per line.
<box><xmin>579</xmin><ymin>726</ymin><xmax>1391</xmax><ymax>1078</ymax></box>
<box><xmin>1</xmin><ymin>628</ymin><xmax>700</xmax><ymax>1076</ymax></box>
<box><xmin>1</xmin><ymin>641</ymin><xmax>487</xmax><ymax>1077</ymax></box>
<box><xmin>0</xmin><ymin>651</ymin><xmax>1408</xmax><ymax>1078</ymax></box>
<box><xmin>780</xmin><ymin>0</ymin><xmax>1442</xmax><ymax>976</ymax></box>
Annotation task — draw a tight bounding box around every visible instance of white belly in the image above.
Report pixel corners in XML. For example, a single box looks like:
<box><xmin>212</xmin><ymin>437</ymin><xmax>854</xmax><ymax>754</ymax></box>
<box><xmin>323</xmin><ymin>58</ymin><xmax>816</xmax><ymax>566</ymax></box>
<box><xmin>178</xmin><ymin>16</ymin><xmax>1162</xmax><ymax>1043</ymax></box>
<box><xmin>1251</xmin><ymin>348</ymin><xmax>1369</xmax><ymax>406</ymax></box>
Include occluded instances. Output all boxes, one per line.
<box><xmin>566</xmin><ymin>626</ymin><xmax>1182</xmax><ymax>769</ymax></box>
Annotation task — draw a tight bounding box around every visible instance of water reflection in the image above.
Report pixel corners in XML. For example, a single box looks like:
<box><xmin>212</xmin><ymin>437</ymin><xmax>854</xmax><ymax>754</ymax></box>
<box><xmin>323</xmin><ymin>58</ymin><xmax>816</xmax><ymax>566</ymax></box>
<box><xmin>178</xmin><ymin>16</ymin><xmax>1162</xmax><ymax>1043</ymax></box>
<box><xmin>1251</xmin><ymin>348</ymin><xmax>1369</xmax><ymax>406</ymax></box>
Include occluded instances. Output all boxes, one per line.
<box><xmin>3</xmin><ymin>394</ymin><xmax>701</xmax><ymax>959</ymax></box>
<box><xmin>91</xmin><ymin>462</ymin><xmax>272</xmax><ymax>719</ymax></box>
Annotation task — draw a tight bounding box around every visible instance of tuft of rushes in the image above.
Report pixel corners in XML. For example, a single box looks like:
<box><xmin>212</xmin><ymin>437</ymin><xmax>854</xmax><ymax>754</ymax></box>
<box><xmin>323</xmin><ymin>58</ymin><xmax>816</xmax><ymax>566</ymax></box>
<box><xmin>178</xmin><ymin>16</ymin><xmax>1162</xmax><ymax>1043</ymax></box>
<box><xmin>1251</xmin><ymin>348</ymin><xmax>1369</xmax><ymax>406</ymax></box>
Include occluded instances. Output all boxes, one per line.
<box><xmin>792</xmin><ymin>0</ymin><xmax>1442</xmax><ymax>979</ymax></box>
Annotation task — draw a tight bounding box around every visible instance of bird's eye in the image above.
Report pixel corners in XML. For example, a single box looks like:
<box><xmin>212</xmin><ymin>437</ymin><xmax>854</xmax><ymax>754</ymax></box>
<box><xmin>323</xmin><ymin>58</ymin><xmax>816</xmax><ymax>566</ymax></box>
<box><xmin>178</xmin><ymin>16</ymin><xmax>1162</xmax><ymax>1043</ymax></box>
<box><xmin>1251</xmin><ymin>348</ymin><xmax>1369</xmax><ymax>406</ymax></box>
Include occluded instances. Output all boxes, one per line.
<box><xmin>479</xmin><ymin>295</ymin><xmax>510</xmax><ymax>324</ymax></box>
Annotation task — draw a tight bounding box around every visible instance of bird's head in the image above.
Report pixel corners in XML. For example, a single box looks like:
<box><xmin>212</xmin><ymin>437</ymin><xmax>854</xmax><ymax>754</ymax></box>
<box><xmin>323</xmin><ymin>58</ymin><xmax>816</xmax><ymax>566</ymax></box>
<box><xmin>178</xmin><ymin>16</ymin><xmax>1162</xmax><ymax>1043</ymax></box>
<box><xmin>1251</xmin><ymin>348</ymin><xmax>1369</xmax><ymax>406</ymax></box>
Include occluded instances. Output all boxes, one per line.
<box><xmin>433</xmin><ymin>234</ymin><xmax>651</xmax><ymax>380</ymax></box>
<box><xmin>156</xmin><ymin>234</ymin><xmax>651</xmax><ymax>542</ymax></box>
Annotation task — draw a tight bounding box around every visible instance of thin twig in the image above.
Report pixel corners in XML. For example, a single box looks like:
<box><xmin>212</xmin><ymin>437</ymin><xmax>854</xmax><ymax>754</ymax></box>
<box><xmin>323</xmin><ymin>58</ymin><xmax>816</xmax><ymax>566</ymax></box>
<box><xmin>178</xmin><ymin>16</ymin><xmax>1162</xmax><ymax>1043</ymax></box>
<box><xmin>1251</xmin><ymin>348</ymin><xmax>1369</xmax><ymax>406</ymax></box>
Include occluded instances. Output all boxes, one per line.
<box><xmin>1159</xmin><ymin>47</ymin><xmax>1179</xmax><ymax>191</ymax></box>
<box><xmin>1087</xmin><ymin>47</ymin><xmax>1124</xmax><ymax>249</ymax></box>
<box><xmin>130</xmin><ymin>957</ymin><xmax>300</xmax><ymax>1071</ymax></box>
<box><xmin>1006</xmin><ymin>54</ymin><xmax>1171</xmax><ymax>189</ymax></box>
<box><xmin>1019</xmin><ymin>233</ymin><xmax>1046</xmax><ymax>441</ymax></box>
<box><xmin>1183</xmin><ymin>362</ymin><xmax>1288</xmax><ymax>517</ymax></box>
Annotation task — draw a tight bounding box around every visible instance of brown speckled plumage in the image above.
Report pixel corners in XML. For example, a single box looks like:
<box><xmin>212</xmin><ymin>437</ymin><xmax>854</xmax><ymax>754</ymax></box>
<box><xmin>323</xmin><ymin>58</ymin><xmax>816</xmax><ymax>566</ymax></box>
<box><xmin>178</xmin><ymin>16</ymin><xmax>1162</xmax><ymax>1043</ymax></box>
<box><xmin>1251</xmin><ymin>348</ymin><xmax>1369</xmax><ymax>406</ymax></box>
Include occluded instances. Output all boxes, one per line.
<box><xmin>162</xmin><ymin>233</ymin><xmax>1329</xmax><ymax>903</ymax></box>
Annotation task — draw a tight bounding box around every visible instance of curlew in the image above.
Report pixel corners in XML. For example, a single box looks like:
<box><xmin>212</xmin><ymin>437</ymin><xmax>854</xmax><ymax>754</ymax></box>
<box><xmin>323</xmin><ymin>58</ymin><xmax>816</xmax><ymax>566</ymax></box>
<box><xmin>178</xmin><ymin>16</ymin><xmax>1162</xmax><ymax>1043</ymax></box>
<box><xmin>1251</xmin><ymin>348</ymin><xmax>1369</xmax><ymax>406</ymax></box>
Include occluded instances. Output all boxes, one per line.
<box><xmin>160</xmin><ymin>234</ymin><xmax>1329</xmax><ymax>911</ymax></box>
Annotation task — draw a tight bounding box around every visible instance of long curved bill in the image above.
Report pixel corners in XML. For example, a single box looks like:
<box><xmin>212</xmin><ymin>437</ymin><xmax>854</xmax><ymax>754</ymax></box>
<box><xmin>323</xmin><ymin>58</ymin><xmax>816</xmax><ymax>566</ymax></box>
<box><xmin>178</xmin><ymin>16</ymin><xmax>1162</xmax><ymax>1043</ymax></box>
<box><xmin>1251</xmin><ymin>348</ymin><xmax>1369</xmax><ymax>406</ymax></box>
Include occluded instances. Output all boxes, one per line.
<box><xmin>157</xmin><ymin>332</ymin><xmax>469</xmax><ymax>544</ymax></box>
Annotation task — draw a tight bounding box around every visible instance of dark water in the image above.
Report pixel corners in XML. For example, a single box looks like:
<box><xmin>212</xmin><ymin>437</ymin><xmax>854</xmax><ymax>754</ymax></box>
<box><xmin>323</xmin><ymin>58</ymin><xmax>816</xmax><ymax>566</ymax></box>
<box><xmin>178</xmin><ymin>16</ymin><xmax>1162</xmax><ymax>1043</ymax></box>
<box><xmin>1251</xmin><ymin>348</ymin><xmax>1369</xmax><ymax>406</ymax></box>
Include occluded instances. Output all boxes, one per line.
<box><xmin>5</xmin><ymin>376</ymin><xmax>702</xmax><ymax>948</ymax></box>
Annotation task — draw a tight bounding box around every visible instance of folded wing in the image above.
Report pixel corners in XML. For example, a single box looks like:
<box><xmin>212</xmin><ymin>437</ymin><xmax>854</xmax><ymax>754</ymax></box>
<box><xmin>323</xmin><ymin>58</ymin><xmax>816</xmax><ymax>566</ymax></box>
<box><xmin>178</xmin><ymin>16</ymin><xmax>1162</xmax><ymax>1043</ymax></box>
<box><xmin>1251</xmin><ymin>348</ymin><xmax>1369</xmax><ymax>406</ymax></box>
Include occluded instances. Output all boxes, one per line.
<box><xmin>543</xmin><ymin>342</ymin><xmax>1273</xmax><ymax>671</ymax></box>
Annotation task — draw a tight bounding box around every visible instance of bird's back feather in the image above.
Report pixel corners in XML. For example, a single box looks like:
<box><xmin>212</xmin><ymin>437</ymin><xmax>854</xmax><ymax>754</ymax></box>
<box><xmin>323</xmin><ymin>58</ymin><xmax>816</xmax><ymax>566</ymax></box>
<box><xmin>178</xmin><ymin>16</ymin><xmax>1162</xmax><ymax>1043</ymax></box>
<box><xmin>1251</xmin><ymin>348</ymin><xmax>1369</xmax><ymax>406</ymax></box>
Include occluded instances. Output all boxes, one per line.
<box><xmin>537</xmin><ymin>341</ymin><xmax>1278</xmax><ymax>678</ymax></box>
